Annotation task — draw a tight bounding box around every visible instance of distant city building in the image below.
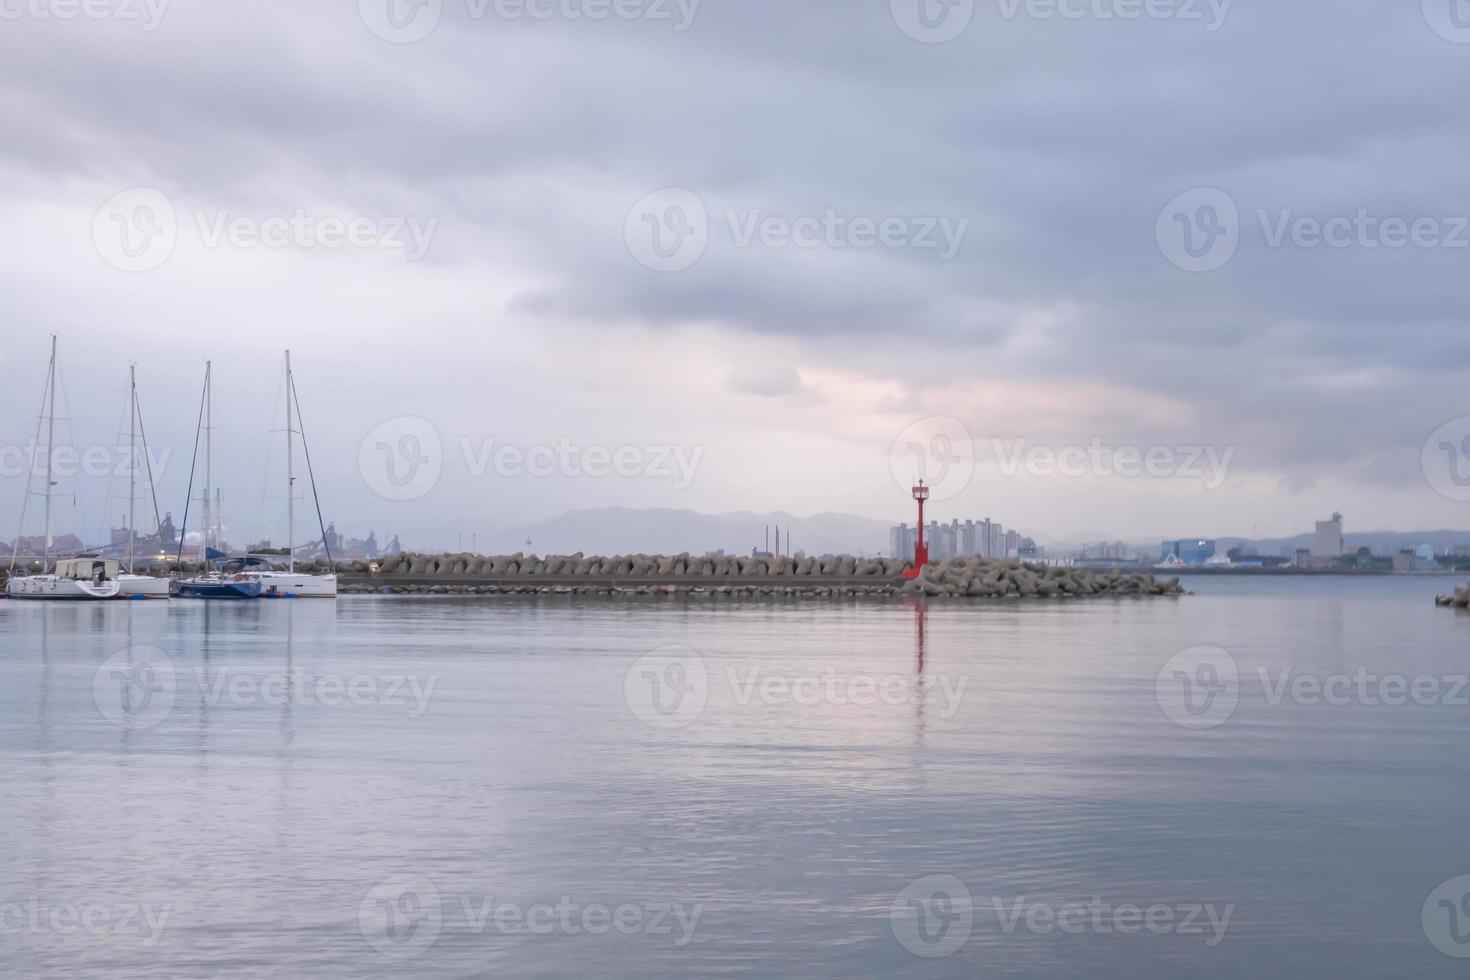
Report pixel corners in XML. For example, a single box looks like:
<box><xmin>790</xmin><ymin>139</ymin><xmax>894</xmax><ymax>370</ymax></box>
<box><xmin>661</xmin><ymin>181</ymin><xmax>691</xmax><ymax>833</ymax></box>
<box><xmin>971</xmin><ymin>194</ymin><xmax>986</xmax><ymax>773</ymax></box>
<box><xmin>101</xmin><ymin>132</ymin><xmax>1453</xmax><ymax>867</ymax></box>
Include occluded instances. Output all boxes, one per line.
<box><xmin>1314</xmin><ymin>512</ymin><xmax>1344</xmax><ymax>564</ymax></box>
<box><xmin>103</xmin><ymin>512</ymin><xmax>179</xmax><ymax>557</ymax></box>
<box><xmin>929</xmin><ymin>520</ymin><xmax>959</xmax><ymax>561</ymax></box>
<box><xmin>1081</xmin><ymin>542</ymin><xmax>1129</xmax><ymax>561</ymax></box>
<box><xmin>888</xmin><ymin>517</ymin><xmax>1024</xmax><ymax>560</ymax></box>
<box><xmin>890</xmin><ymin>523</ymin><xmax>916</xmax><ymax>560</ymax></box>
<box><xmin>1390</xmin><ymin>545</ymin><xmax>1438</xmax><ymax>572</ymax></box>
<box><xmin>1161</xmin><ymin>539</ymin><xmax>1217</xmax><ymax>565</ymax></box>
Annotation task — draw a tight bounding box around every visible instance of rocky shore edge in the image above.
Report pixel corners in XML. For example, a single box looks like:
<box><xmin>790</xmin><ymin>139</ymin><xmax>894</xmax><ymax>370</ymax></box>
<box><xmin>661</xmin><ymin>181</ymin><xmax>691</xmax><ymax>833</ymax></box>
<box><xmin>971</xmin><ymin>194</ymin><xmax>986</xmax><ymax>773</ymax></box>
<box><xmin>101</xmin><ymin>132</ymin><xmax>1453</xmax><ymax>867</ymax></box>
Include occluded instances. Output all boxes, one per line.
<box><xmin>1435</xmin><ymin>585</ymin><xmax>1470</xmax><ymax>608</ymax></box>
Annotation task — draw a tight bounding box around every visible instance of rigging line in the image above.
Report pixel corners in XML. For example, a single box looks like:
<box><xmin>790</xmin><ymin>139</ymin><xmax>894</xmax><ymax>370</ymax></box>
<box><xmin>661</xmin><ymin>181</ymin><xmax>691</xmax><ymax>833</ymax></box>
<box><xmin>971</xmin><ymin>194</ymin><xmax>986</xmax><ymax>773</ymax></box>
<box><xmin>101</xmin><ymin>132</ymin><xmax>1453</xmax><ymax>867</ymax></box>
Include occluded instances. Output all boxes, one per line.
<box><xmin>289</xmin><ymin>373</ymin><xmax>333</xmax><ymax>569</ymax></box>
<box><xmin>8</xmin><ymin>342</ymin><xmax>53</xmax><ymax>572</ymax></box>
<box><xmin>255</xmin><ymin>365</ymin><xmax>287</xmax><ymax>549</ymax></box>
<box><xmin>133</xmin><ymin>381</ymin><xmax>166</xmax><ymax>544</ymax></box>
<box><xmin>175</xmin><ymin>369</ymin><xmax>210</xmax><ymax>568</ymax></box>
<box><xmin>51</xmin><ymin>356</ymin><xmax>93</xmax><ymax>551</ymax></box>
<box><xmin>99</xmin><ymin>373</ymin><xmax>132</xmax><ymax>537</ymax></box>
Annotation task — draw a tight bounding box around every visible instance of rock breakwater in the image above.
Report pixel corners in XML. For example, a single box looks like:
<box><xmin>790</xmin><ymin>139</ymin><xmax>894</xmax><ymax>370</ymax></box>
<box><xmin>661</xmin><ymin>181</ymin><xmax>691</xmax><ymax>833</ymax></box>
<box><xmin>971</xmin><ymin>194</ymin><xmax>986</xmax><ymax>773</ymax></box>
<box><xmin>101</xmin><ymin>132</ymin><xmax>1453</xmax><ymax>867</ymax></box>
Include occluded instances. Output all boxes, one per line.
<box><xmin>336</xmin><ymin>553</ymin><xmax>1185</xmax><ymax>599</ymax></box>
<box><xmin>1435</xmin><ymin>585</ymin><xmax>1470</xmax><ymax>608</ymax></box>
<box><xmin>898</xmin><ymin>556</ymin><xmax>1183</xmax><ymax>598</ymax></box>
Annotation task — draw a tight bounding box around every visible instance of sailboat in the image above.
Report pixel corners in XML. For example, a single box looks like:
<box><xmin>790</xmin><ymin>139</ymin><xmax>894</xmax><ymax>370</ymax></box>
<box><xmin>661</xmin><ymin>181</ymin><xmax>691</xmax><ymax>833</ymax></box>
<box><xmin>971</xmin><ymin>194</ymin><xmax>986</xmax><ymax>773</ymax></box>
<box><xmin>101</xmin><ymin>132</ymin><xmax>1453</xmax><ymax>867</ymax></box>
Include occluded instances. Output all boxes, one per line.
<box><xmin>115</xmin><ymin>365</ymin><xmax>170</xmax><ymax>599</ymax></box>
<box><xmin>170</xmin><ymin>362</ymin><xmax>260</xmax><ymax>600</ymax></box>
<box><xmin>241</xmin><ymin>351</ymin><xmax>337</xmax><ymax>598</ymax></box>
<box><xmin>5</xmin><ymin>337</ymin><xmax>122</xmax><ymax>600</ymax></box>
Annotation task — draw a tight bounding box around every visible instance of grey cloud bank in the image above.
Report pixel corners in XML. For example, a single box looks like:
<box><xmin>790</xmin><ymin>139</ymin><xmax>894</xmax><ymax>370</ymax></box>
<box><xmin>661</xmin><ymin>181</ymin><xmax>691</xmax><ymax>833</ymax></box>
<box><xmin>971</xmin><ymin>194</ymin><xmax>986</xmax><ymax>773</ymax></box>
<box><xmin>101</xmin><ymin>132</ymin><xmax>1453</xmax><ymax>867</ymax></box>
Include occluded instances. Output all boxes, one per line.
<box><xmin>0</xmin><ymin>0</ymin><xmax>1466</xmax><ymax>547</ymax></box>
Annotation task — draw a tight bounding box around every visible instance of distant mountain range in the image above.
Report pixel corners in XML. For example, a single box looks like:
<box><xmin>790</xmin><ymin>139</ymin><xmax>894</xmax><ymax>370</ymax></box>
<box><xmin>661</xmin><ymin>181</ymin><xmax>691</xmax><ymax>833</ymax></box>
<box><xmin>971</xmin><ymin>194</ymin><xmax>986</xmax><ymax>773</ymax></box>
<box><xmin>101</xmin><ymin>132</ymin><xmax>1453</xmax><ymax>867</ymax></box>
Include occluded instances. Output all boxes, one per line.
<box><xmin>0</xmin><ymin>534</ymin><xmax>87</xmax><ymax>557</ymax></box>
<box><xmin>484</xmin><ymin>508</ymin><xmax>893</xmax><ymax>557</ymax></box>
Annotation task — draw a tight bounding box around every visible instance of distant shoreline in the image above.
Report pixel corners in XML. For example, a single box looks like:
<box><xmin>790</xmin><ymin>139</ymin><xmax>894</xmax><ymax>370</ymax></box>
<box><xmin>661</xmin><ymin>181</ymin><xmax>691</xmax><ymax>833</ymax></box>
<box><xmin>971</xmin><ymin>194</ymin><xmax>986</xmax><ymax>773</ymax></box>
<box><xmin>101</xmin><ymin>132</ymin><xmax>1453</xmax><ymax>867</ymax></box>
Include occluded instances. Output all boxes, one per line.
<box><xmin>1144</xmin><ymin>567</ymin><xmax>1461</xmax><ymax>577</ymax></box>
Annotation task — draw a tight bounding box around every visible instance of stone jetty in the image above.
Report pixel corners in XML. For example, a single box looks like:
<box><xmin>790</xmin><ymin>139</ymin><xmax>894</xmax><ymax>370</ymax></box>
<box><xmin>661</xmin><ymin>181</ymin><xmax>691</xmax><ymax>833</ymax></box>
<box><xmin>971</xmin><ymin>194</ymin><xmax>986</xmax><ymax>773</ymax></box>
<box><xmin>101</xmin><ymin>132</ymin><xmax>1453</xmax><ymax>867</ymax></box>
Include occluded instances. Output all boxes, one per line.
<box><xmin>327</xmin><ymin>553</ymin><xmax>1186</xmax><ymax>599</ymax></box>
<box><xmin>897</xmin><ymin>556</ymin><xmax>1184</xmax><ymax>598</ymax></box>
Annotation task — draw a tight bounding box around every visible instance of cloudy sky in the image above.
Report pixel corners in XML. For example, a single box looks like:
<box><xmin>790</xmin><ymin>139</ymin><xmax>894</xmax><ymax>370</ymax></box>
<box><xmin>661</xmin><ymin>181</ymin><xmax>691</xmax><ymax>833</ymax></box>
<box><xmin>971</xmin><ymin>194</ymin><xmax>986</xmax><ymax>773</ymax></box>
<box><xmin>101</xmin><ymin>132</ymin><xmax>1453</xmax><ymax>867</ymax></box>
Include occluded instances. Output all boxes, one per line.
<box><xmin>2</xmin><ymin>0</ymin><xmax>1470</xmax><ymax>551</ymax></box>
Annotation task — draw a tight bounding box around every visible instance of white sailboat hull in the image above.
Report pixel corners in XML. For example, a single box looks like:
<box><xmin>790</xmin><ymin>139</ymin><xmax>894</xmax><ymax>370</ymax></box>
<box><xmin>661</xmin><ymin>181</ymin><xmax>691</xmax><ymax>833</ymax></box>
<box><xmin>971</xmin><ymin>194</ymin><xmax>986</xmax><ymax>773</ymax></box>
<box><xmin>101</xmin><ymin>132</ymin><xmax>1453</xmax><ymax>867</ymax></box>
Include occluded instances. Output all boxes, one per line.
<box><xmin>247</xmin><ymin>572</ymin><xmax>337</xmax><ymax>598</ymax></box>
<box><xmin>6</xmin><ymin>575</ymin><xmax>122</xmax><ymax>600</ymax></box>
<box><xmin>116</xmin><ymin>574</ymin><xmax>171</xmax><ymax>599</ymax></box>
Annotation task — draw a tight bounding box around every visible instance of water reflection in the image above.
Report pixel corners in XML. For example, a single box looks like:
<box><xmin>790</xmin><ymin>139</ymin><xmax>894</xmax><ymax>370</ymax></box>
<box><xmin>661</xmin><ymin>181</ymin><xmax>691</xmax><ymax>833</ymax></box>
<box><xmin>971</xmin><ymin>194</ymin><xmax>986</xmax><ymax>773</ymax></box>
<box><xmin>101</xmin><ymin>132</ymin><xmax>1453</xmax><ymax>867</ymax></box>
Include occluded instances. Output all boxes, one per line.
<box><xmin>910</xmin><ymin>597</ymin><xmax>927</xmax><ymax>744</ymax></box>
<box><xmin>5</xmin><ymin>582</ymin><xmax>1470</xmax><ymax>979</ymax></box>
<box><xmin>196</xmin><ymin>600</ymin><xmax>213</xmax><ymax>761</ymax></box>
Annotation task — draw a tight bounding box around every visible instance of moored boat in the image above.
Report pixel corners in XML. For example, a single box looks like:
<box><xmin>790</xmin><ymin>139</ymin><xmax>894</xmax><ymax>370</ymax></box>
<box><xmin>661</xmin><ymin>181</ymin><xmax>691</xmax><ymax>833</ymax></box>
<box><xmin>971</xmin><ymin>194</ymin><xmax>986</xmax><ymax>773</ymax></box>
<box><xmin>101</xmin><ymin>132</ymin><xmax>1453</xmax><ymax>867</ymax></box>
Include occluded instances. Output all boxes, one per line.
<box><xmin>170</xmin><ymin>361</ymin><xmax>243</xmax><ymax>600</ymax></box>
<box><xmin>250</xmin><ymin>350</ymin><xmax>338</xmax><ymax>598</ymax></box>
<box><xmin>117</xmin><ymin>573</ymin><xmax>171</xmax><ymax>600</ymax></box>
<box><xmin>170</xmin><ymin>569</ymin><xmax>262</xmax><ymax>600</ymax></box>
<box><xmin>114</xmin><ymin>364</ymin><xmax>170</xmax><ymax>599</ymax></box>
<box><xmin>8</xmin><ymin>558</ymin><xmax>123</xmax><ymax>600</ymax></box>
<box><xmin>242</xmin><ymin>557</ymin><xmax>338</xmax><ymax>598</ymax></box>
<box><xmin>6</xmin><ymin>337</ymin><xmax>120</xmax><ymax>601</ymax></box>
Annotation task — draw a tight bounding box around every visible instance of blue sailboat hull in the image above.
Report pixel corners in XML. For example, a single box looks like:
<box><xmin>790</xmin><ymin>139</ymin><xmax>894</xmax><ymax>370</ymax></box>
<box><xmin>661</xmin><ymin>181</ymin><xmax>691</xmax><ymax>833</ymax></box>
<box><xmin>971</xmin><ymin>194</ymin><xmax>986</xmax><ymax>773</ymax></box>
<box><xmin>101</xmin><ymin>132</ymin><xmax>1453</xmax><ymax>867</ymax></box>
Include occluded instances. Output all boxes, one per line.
<box><xmin>170</xmin><ymin>578</ymin><xmax>262</xmax><ymax>599</ymax></box>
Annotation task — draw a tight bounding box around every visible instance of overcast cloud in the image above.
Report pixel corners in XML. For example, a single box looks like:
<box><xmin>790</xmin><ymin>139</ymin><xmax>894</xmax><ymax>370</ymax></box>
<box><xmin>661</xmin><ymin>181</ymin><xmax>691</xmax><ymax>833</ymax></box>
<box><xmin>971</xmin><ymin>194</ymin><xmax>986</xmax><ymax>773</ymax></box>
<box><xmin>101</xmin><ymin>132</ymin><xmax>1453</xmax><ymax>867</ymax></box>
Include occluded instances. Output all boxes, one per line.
<box><xmin>2</xmin><ymin>0</ymin><xmax>1468</xmax><ymax>550</ymax></box>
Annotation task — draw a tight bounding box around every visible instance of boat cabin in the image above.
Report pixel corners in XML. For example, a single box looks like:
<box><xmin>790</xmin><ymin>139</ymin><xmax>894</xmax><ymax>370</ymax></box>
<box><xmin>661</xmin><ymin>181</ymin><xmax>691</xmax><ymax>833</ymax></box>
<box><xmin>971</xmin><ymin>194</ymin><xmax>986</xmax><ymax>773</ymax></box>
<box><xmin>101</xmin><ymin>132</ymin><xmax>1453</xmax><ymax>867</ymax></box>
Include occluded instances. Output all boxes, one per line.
<box><xmin>54</xmin><ymin>558</ymin><xmax>120</xmax><ymax>584</ymax></box>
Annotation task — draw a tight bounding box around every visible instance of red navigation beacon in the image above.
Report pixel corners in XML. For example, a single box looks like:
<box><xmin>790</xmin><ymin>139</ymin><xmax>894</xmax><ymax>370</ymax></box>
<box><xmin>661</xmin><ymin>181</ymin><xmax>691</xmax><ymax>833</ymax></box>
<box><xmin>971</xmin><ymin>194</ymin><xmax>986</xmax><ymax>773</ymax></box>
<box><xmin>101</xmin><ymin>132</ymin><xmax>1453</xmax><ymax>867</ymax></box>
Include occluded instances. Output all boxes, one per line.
<box><xmin>901</xmin><ymin>479</ymin><xmax>931</xmax><ymax>580</ymax></box>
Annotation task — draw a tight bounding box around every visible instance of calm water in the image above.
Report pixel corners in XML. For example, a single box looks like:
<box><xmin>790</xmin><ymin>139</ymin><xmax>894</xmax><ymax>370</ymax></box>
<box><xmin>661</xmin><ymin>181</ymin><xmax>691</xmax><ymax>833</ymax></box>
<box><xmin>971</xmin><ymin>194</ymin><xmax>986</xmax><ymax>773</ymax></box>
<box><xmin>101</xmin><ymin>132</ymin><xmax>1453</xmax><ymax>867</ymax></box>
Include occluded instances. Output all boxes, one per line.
<box><xmin>3</xmin><ymin>577</ymin><xmax>1469</xmax><ymax>978</ymax></box>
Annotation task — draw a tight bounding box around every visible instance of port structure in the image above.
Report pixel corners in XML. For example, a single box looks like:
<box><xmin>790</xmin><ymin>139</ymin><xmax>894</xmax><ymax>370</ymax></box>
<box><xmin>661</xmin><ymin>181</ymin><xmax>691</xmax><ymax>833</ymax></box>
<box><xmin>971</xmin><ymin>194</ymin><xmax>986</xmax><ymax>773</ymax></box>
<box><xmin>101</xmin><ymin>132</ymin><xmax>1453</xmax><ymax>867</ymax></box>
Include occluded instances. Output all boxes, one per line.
<box><xmin>901</xmin><ymin>479</ymin><xmax>930</xmax><ymax>580</ymax></box>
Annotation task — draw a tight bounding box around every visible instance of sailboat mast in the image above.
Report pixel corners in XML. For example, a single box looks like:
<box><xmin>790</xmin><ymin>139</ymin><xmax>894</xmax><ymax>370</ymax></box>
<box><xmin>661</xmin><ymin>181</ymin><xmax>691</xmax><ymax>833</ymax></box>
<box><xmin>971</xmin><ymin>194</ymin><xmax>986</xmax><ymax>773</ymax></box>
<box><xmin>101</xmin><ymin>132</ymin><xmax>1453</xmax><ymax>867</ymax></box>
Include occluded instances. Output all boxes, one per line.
<box><xmin>202</xmin><ymin>361</ymin><xmax>212</xmax><ymax>564</ymax></box>
<box><xmin>128</xmin><ymin>364</ymin><xmax>137</xmax><ymax>573</ymax></box>
<box><xmin>285</xmin><ymin>350</ymin><xmax>295</xmax><ymax>574</ymax></box>
<box><xmin>41</xmin><ymin>335</ymin><xmax>57</xmax><ymax>573</ymax></box>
